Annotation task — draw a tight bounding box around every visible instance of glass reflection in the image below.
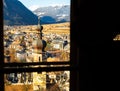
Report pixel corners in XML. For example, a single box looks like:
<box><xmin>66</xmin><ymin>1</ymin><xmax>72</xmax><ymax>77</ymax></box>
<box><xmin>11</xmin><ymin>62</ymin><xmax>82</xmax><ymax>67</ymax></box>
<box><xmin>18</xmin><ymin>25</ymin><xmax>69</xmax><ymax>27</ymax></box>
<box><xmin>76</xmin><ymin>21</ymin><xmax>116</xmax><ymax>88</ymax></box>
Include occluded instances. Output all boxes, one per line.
<box><xmin>4</xmin><ymin>71</ymin><xmax>70</xmax><ymax>91</ymax></box>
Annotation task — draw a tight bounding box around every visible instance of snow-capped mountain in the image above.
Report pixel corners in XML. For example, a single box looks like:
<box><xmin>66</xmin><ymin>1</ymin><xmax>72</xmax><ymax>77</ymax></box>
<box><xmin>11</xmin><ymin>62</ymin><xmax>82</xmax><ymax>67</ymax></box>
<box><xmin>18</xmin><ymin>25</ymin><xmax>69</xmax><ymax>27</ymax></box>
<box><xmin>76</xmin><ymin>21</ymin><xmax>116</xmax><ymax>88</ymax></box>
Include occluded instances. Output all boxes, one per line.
<box><xmin>3</xmin><ymin>0</ymin><xmax>70</xmax><ymax>25</ymax></box>
<box><xmin>33</xmin><ymin>5</ymin><xmax>70</xmax><ymax>24</ymax></box>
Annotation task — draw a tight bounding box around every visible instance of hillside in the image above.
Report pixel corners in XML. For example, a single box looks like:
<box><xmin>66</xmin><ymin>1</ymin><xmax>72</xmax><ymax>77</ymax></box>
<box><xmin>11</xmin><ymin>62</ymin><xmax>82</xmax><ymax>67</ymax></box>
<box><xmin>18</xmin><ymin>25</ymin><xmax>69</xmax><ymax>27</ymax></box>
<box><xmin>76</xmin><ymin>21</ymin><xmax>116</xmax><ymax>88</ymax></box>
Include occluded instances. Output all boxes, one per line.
<box><xmin>3</xmin><ymin>0</ymin><xmax>38</xmax><ymax>25</ymax></box>
<box><xmin>3</xmin><ymin>0</ymin><xmax>70</xmax><ymax>25</ymax></box>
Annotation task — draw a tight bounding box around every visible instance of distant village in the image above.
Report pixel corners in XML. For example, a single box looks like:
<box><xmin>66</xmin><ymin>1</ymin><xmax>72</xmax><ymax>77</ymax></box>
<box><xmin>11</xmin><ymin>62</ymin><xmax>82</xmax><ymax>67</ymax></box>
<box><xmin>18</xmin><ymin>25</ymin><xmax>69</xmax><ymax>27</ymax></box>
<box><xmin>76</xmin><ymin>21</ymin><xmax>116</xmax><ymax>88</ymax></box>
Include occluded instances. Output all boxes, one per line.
<box><xmin>4</xmin><ymin>22</ymin><xmax>70</xmax><ymax>91</ymax></box>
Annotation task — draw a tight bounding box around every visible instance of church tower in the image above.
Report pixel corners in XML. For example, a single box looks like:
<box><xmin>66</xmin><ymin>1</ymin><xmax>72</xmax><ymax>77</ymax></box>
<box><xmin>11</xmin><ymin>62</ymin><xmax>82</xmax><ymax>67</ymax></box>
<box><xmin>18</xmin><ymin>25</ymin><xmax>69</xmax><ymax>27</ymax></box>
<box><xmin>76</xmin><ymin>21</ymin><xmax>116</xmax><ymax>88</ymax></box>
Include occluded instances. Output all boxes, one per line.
<box><xmin>32</xmin><ymin>17</ymin><xmax>43</xmax><ymax>62</ymax></box>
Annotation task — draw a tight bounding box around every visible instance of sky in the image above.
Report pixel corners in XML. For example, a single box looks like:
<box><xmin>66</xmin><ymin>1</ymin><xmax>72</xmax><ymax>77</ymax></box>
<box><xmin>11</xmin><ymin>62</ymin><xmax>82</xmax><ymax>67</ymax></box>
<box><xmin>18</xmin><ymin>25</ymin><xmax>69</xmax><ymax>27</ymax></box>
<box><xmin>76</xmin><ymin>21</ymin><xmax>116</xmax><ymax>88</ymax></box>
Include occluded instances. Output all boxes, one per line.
<box><xmin>18</xmin><ymin>0</ymin><xmax>70</xmax><ymax>11</ymax></box>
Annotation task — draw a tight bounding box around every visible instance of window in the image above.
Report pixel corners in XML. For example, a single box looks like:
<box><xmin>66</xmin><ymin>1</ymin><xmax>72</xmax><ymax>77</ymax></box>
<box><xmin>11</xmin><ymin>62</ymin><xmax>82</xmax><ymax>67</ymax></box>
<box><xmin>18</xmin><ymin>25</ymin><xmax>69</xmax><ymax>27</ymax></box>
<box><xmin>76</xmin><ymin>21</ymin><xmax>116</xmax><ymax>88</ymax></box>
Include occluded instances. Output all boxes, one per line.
<box><xmin>0</xmin><ymin>0</ymin><xmax>81</xmax><ymax>91</ymax></box>
<box><xmin>0</xmin><ymin>0</ymin><xmax>98</xmax><ymax>90</ymax></box>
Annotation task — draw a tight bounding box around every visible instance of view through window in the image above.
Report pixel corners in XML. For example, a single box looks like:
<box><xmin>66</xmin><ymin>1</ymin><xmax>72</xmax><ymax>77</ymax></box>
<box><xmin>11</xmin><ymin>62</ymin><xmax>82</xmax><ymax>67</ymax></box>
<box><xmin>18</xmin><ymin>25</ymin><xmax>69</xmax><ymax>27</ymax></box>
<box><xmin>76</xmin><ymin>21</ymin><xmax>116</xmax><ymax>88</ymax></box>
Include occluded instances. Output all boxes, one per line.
<box><xmin>3</xmin><ymin>0</ymin><xmax>70</xmax><ymax>91</ymax></box>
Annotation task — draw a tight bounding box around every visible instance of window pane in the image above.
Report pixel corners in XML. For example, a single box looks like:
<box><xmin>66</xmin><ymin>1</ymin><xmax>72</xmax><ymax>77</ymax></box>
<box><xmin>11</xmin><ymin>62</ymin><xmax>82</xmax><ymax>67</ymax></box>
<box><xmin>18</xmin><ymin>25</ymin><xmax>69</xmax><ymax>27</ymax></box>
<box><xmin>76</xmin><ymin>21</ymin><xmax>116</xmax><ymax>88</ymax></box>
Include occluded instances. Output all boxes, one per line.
<box><xmin>113</xmin><ymin>34</ymin><xmax>120</xmax><ymax>41</ymax></box>
<box><xmin>3</xmin><ymin>0</ymin><xmax>70</xmax><ymax>63</ymax></box>
<box><xmin>4</xmin><ymin>71</ymin><xmax>70</xmax><ymax>91</ymax></box>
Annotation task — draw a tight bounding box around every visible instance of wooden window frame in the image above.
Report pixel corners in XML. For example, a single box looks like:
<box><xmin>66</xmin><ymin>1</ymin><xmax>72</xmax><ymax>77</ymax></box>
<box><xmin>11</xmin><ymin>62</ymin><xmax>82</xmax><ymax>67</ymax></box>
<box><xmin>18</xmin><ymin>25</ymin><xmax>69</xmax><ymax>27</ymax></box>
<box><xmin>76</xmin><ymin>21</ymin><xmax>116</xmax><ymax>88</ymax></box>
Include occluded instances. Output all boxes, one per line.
<box><xmin>0</xmin><ymin>0</ymin><xmax>81</xmax><ymax>91</ymax></box>
<box><xmin>1</xmin><ymin>0</ymin><xmax>97</xmax><ymax>90</ymax></box>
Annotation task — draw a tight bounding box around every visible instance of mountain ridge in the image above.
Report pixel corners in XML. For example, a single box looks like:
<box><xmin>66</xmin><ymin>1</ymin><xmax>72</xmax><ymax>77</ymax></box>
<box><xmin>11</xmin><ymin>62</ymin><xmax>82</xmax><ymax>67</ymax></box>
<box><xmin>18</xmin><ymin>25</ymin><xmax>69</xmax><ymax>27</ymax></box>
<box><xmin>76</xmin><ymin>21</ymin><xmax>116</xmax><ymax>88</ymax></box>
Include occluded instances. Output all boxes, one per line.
<box><xmin>33</xmin><ymin>5</ymin><xmax>70</xmax><ymax>23</ymax></box>
<box><xmin>3</xmin><ymin>0</ymin><xmax>38</xmax><ymax>25</ymax></box>
<box><xmin>3</xmin><ymin>0</ymin><xmax>70</xmax><ymax>25</ymax></box>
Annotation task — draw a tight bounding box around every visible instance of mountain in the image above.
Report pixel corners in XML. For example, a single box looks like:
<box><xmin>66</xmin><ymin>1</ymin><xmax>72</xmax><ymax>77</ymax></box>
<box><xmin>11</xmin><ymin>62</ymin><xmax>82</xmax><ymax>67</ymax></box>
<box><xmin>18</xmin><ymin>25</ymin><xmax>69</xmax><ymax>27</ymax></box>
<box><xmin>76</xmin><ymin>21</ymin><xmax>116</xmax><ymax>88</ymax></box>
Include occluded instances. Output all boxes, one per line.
<box><xmin>33</xmin><ymin>5</ymin><xmax>70</xmax><ymax>24</ymax></box>
<box><xmin>3</xmin><ymin>0</ymin><xmax>38</xmax><ymax>25</ymax></box>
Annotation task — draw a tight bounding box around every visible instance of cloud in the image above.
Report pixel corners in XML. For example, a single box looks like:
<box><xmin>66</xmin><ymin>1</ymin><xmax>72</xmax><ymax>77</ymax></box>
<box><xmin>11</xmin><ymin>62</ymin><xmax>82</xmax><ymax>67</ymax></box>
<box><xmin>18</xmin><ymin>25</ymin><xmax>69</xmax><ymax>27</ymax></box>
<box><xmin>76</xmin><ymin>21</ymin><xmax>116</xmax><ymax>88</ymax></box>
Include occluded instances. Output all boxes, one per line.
<box><xmin>28</xmin><ymin>5</ymin><xmax>40</xmax><ymax>11</ymax></box>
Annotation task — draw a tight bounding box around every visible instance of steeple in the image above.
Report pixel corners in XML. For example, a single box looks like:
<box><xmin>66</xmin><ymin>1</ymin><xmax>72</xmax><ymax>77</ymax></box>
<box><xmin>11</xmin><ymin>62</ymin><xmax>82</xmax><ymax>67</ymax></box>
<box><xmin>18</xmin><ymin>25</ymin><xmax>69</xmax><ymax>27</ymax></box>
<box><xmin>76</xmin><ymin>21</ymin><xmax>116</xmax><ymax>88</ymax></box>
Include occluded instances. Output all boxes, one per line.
<box><xmin>38</xmin><ymin>16</ymin><xmax>41</xmax><ymax>31</ymax></box>
<box><xmin>32</xmin><ymin>16</ymin><xmax>43</xmax><ymax>54</ymax></box>
<box><xmin>37</xmin><ymin>16</ymin><xmax>43</xmax><ymax>39</ymax></box>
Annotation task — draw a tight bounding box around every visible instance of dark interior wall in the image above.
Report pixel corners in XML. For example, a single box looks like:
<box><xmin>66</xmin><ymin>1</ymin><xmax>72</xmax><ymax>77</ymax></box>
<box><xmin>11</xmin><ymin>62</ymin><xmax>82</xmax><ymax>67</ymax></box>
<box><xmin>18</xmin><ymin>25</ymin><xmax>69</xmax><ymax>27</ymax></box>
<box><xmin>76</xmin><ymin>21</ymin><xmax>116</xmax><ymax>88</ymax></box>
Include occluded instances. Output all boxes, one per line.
<box><xmin>71</xmin><ymin>0</ymin><xmax>97</xmax><ymax>90</ymax></box>
<box><xmin>72</xmin><ymin>0</ymin><xmax>114</xmax><ymax>90</ymax></box>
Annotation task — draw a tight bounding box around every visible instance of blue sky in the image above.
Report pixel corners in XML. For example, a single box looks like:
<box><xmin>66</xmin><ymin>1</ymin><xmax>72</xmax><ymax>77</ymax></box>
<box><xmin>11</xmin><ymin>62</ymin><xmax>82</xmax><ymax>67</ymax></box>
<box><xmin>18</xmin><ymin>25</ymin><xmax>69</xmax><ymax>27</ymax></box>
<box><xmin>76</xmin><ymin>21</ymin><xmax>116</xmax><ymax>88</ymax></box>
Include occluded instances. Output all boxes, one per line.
<box><xmin>18</xmin><ymin>0</ymin><xmax>70</xmax><ymax>11</ymax></box>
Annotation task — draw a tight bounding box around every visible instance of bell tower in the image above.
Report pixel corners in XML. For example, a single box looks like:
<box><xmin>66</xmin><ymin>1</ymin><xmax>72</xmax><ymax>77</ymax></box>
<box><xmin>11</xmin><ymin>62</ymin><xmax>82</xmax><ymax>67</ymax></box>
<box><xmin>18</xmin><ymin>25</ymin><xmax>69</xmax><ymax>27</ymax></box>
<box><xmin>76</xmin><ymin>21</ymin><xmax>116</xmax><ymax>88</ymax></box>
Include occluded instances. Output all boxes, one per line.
<box><xmin>32</xmin><ymin>17</ymin><xmax>43</xmax><ymax>62</ymax></box>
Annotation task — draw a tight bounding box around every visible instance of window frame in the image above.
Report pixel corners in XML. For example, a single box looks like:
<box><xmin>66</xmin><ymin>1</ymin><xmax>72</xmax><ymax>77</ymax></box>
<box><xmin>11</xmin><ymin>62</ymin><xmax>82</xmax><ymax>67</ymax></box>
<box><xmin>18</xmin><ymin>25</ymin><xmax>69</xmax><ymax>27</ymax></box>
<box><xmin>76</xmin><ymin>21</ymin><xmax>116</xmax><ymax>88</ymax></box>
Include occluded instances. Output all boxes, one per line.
<box><xmin>0</xmin><ymin>0</ymin><xmax>80</xmax><ymax>91</ymax></box>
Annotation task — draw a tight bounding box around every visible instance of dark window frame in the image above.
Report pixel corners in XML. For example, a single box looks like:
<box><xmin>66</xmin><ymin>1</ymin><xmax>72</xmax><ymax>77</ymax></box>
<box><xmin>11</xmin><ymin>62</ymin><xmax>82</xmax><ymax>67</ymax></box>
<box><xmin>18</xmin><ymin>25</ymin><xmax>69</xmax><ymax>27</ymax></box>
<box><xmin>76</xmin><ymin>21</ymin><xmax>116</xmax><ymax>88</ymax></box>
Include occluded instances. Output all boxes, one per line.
<box><xmin>1</xmin><ymin>0</ymin><xmax>97</xmax><ymax>90</ymax></box>
<box><xmin>0</xmin><ymin>0</ymin><xmax>80</xmax><ymax>91</ymax></box>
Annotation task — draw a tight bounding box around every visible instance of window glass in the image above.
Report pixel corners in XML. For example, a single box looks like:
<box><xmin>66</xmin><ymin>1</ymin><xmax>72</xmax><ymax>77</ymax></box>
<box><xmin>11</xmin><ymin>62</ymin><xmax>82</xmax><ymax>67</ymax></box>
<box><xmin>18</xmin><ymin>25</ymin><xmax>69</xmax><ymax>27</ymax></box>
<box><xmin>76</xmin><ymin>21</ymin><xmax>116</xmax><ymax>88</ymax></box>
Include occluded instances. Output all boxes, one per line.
<box><xmin>113</xmin><ymin>34</ymin><xmax>120</xmax><ymax>41</ymax></box>
<box><xmin>4</xmin><ymin>71</ymin><xmax>70</xmax><ymax>91</ymax></box>
<box><xmin>3</xmin><ymin>0</ymin><xmax>70</xmax><ymax>63</ymax></box>
<box><xmin>3</xmin><ymin>0</ymin><xmax>71</xmax><ymax>91</ymax></box>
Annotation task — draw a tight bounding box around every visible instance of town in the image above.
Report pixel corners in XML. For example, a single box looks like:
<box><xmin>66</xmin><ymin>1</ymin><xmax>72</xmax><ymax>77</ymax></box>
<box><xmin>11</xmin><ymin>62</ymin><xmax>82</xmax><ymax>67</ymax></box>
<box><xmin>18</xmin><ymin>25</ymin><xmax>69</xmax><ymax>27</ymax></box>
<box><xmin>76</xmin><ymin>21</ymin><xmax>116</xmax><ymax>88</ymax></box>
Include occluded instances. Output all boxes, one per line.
<box><xmin>4</xmin><ymin>22</ymin><xmax>70</xmax><ymax>91</ymax></box>
<box><xmin>4</xmin><ymin>22</ymin><xmax>70</xmax><ymax>63</ymax></box>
